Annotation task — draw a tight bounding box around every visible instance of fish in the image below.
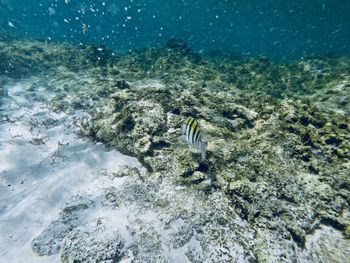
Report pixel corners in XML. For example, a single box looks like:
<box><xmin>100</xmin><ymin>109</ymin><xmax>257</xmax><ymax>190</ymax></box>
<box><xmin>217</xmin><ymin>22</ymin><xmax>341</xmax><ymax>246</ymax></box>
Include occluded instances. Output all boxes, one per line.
<box><xmin>181</xmin><ymin>117</ymin><xmax>207</xmax><ymax>161</ymax></box>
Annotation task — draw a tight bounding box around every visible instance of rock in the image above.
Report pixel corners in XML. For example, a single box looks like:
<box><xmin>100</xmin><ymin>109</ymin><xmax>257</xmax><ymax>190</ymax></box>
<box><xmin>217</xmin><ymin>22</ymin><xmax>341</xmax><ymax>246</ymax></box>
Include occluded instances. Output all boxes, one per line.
<box><xmin>171</xmin><ymin>224</ymin><xmax>194</xmax><ymax>249</ymax></box>
<box><xmin>31</xmin><ymin>219</ymin><xmax>72</xmax><ymax>256</ymax></box>
<box><xmin>31</xmin><ymin>198</ymin><xmax>91</xmax><ymax>256</ymax></box>
<box><xmin>165</xmin><ymin>38</ymin><xmax>192</xmax><ymax>55</ymax></box>
<box><xmin>60</xmin><ymin>229</ymin><xmax>125</xmax><ymax>263</ymax></box>
<box><xmin>189</xmin><ymin>171</ymin><xmax>206</xmax><ymax>183</ymax></box>
<box><xmin>253</xmin><ymin>227</ymin><xmax>296</xmax><ymax>262</ymax></box>
<box><xmin>114</xmin><ymin>79</ymin><xmax>130</xmax><ymax>89</ymax></box>
<box><xmin>83</xmin><ymin>44</ymin><xmax>114</xmax><ymax>67</ymax></box>
<box><xmin>299</xmin><ymin>226</ymin><xmax>350</xmax><ymax>262</ymax></box>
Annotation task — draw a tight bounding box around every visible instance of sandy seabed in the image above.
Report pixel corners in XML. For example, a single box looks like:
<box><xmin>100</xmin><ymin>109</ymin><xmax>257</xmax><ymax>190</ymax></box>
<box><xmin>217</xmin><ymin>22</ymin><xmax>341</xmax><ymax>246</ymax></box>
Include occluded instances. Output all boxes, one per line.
<box><xmin>0</xmin><ymin>79</ymin><xmax>140</xmax><ymax>262</ymax></box>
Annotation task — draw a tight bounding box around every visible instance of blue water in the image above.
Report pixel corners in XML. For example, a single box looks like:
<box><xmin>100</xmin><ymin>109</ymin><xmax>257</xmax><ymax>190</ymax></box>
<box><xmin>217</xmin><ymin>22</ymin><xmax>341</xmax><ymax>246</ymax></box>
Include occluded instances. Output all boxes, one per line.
<box><xmin>1</xmin><ymin>0</ymin><xmax>350</xmax><ymax>61</ymax></box>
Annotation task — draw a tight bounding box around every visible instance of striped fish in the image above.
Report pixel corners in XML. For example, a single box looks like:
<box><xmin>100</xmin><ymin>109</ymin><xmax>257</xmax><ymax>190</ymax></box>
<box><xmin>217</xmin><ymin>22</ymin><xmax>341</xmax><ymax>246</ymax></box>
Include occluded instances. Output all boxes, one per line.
<box><xmin>181</xmin><ymin>117</ymin><xmax>207</xmax><ymax>161</ymax></box>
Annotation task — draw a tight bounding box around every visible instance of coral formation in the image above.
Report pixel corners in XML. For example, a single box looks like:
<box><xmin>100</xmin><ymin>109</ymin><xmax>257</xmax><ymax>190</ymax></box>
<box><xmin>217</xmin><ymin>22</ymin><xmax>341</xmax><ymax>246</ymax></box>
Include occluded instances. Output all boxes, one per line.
<box><xmin>1</xmin><ymin>38</ymin><xmax>349</xmax><ymax>262</ymax></box>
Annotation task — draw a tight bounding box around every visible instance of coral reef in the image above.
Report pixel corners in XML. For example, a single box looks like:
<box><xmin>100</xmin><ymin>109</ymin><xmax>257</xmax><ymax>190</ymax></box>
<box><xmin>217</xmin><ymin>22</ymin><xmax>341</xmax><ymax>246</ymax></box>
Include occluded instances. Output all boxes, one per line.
<box><xmin>1</xmin><ymin>38</ymin><xmax>349</xmax><ymax>262</ymax></box>
<box><xmin>0</xmin><ymin>40</ymin><xmax>116</xmax><ymax>78</ymax></box>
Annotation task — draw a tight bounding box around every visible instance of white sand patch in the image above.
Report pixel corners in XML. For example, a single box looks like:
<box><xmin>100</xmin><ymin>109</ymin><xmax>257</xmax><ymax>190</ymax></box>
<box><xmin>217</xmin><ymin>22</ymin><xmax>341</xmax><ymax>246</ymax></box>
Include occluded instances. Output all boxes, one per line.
<box><xmin>0</xmin><ymin>80</ymin><xmax>140</xmax><ymax>262</ymax></box>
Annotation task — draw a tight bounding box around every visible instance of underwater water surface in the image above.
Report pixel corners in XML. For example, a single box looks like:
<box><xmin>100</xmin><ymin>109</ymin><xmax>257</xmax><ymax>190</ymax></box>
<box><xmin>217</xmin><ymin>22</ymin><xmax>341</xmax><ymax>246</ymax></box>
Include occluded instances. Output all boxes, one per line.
<box><xmin>0</xmin><ymin>1</ymin><xmax>350</xmax><ymax>263</ymax></box>
<box><xmin>1</xmin><ymin>0</ymin><xmax>350</xmax><ymax>60</ymax></box>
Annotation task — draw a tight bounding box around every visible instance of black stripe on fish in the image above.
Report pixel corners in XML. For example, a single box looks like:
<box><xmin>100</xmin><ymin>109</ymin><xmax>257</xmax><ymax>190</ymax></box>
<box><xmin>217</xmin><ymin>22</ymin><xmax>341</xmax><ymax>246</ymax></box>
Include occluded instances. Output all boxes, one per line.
<box><xmin>194</xmin><ymin>125</ymin><xmax>201</xmax><ymax>146</ymax></box>
<box><xmin>184</xmin><ymin>117</ymin><xmax>191</xmax><ymax>138</ymax></box>
<box><xmin>186</xmin><ymin>117</ymin><xmax>195</xmax><ymax>140</ymax></box>
<box><xmin>190</xmin><ymin>122</ymin><xmax>197</xmax><ymax>145</ymax></box>
<box><xmin>190</xmin><ymin>120</ymin><xmax>198</xmax><ymax>145</ymax></box>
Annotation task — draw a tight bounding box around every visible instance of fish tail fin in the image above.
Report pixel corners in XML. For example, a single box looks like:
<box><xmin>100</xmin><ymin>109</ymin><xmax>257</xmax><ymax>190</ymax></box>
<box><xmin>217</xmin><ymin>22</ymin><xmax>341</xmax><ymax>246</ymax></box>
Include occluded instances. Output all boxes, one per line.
<box><xmin>200</xmin><ymin>141</ymin><xmax>207</xmax><ymax>161</ymax></box>
<box><xmin>182</xmin><ymin>122</ymin><xmax>188</xmax><ymax>136</ymax></box>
